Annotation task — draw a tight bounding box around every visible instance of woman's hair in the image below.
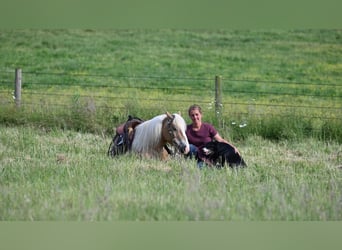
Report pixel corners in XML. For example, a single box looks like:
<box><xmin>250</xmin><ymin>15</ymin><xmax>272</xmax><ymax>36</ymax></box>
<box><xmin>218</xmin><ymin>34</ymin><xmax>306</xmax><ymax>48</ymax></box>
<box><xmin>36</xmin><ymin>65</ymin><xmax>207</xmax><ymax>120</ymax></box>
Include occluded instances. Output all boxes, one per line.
<box><xmin>188</xmin><ymin>104</ymin><xmax>202</xmax><ymax>115</ymax></box>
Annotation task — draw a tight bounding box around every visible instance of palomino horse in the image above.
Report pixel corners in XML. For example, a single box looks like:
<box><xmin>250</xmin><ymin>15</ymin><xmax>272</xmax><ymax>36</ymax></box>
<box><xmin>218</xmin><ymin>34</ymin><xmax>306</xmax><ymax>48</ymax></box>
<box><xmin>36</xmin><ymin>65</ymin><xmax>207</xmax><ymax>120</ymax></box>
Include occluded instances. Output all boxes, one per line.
<box><xmin>131</xmin><ymin>112</ymin><xmax>190</xmax><ymax>160</ymax></box>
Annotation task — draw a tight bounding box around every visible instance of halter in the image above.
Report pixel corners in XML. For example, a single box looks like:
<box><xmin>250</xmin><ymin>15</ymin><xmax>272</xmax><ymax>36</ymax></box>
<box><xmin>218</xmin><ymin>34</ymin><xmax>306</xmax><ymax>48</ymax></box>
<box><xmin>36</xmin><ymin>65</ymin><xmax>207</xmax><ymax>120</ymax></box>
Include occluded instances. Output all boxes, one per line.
<box><xmin>166</xmin><ymin>114</ymin><xmax>176</xmax><ymax>138</ymax></box>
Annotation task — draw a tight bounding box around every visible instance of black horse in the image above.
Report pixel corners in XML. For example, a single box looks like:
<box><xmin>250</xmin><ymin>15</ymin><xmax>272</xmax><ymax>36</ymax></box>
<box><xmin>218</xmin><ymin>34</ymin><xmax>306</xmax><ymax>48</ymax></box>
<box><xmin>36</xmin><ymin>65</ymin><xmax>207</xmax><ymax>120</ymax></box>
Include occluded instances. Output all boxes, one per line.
<box><xmin>202</xmin><ymin>141</ymin><xmax>247</xmax><ymax>168</ymax></box>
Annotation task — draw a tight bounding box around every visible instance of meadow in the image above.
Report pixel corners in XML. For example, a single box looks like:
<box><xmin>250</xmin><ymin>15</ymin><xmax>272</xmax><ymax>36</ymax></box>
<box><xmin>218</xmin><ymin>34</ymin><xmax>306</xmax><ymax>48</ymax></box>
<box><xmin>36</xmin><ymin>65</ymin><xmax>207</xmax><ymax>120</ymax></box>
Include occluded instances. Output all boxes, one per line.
<box><xmin>0</xmin><ymin>29</ymin><xmax>341</xmax><ymax>140</ymax></box>
<box><xmin>0</xmin><ymin>29</ymin><xmax>341</xmax><ymax>220</ymax></box>
<box><xmin>0</xmin><ymin>125</ymin><xmax>341</xmax><ymax>220</ymax></box>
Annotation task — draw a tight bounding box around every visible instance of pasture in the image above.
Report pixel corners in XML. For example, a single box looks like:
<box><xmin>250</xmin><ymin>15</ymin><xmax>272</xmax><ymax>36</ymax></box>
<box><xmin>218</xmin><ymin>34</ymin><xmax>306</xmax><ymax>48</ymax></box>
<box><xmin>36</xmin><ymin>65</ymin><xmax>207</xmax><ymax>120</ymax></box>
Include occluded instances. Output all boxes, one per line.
<box><xmin>0</xmin><ymin>29</ymin><xmax>341</xmax><ymax>220</ymax></box>
<box><xmin>0</xmin><ymin>29</ymin><xmax>341</xmax><ymax>140</ymax></box>
<box><xmin>0</xmin><ymin>125</ymin><xmax>341</xmax><ymax>220</ymax></box>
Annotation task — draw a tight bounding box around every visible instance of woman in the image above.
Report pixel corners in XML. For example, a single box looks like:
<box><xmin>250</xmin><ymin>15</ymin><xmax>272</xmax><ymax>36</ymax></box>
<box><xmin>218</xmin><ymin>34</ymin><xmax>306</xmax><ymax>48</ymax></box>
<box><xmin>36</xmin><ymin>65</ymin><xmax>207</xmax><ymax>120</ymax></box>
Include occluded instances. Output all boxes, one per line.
<box><xmin>186</xmin><ymin>104</ymin><xmax>239</xmax><ymax>167</ymax></box>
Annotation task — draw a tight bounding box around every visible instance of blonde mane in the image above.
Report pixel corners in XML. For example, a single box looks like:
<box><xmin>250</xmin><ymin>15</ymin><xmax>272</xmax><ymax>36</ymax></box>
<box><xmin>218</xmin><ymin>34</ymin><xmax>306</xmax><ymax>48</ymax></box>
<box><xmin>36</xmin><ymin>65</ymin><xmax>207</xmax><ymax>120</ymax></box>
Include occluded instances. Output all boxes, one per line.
<box><xmin>131</xmin><ymin>113</ymin><xmax>187</xmax><ymax>157</ymax></box>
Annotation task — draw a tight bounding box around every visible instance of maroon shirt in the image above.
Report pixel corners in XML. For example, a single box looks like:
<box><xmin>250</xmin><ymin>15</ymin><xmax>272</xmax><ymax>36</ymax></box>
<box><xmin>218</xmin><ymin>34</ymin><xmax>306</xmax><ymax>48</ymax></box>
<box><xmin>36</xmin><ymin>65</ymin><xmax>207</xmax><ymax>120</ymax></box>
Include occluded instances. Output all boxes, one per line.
<box><xmin>186</xmin><ymin>123</ymin><xmax>217</xmax><ymax>148</ymax></box>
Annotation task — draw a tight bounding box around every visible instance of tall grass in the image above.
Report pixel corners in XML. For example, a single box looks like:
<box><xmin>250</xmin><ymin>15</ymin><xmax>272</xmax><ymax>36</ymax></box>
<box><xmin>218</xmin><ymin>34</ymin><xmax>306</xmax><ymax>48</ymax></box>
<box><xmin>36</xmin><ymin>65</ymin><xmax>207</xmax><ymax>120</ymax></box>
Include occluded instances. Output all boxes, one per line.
<box><xmin>0</xmin><ymin>125</ymin><xmax>341</xmax><ymax>220</ymax></box>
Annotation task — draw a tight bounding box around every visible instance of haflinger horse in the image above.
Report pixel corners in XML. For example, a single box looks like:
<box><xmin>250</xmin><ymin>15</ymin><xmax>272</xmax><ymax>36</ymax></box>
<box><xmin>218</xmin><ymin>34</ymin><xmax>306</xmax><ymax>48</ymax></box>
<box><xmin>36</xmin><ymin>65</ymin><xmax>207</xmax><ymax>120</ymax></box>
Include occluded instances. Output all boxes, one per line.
<box><xmin>131</xmin><ymin>112</ymin><xmax>190</xmax><ymax>160</ymax></box>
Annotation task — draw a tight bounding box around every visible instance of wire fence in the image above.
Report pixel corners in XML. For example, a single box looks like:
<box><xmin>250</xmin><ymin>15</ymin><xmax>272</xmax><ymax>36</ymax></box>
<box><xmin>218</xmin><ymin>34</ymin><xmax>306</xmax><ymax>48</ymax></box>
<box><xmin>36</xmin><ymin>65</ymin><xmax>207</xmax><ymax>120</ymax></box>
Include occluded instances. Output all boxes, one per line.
<box><xmin>1</xmin><ymin>68</ymin><xmax>342</xmax><ymax>125</ymax></box>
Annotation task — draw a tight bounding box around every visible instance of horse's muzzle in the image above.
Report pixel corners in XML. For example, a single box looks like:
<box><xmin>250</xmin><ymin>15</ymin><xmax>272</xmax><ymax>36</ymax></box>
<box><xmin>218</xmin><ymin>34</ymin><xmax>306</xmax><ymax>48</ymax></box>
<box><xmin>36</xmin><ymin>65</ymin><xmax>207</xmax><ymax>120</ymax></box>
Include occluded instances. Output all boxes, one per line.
<box><xmin>174</xmin><ymin>140</ymin><xmax>189</xmax><ymax>155</ymax></box>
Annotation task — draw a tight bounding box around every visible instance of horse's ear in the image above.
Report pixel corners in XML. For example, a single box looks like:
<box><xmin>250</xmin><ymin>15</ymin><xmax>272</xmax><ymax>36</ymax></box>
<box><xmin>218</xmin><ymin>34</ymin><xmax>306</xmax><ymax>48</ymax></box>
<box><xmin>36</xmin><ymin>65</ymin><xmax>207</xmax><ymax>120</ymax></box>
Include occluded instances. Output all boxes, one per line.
<box><xmin>166</xmin><ymin>111</ymin><xmax>173</xmax><ymax>119</ymax></box>
<box><xmin>178</xmin><ymin>111</ymin><xmax>181</xmax><ymax>116</ymax></box>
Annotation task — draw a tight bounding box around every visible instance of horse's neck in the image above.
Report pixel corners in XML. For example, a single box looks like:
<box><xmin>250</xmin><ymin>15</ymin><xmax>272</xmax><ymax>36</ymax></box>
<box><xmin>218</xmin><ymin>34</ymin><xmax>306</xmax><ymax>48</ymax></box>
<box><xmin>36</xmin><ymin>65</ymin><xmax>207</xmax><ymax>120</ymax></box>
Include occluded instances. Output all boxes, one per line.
<box><xmin>156</xmin><ymin>136</ymin><xmax>167</xmax><ymax>150</ymax></box>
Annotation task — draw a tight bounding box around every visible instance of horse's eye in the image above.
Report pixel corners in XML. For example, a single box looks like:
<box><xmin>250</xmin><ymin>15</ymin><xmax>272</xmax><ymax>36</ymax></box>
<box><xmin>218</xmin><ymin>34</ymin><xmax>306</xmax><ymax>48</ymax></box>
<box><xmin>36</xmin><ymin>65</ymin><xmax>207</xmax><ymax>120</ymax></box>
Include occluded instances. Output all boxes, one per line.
<box><xmin>168</xmin><ymin>126</ymin><xmax>177</xmax><ymax>135</ymax></box>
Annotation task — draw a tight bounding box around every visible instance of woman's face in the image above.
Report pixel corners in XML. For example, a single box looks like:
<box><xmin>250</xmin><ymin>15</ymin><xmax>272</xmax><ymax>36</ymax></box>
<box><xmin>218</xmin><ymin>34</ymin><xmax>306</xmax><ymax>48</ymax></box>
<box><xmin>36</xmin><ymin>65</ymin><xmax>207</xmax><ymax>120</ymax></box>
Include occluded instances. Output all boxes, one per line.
<box><xmin>189</xmin><ymin>108</ymin><xmax>202</xmax><ymax>124</ymax></box>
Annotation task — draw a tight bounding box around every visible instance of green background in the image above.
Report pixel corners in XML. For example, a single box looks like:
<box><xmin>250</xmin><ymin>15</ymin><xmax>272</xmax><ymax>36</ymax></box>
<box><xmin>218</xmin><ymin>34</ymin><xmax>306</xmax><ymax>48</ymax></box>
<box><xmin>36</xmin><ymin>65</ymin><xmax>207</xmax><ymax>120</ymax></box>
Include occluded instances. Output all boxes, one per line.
<box><xmin>0</xmin><ymin>0</ymin><xmax>341</xmax><ymax>29</ymax></box>
<box><xmin>1</xmin><ymin>222</ymin><xmax>342</xmax><ymax>249</ymax></box>
<box><xmin>0</xmin><ymin>0</ymin><xmax>341</xmax><ymax>249</ymax></box>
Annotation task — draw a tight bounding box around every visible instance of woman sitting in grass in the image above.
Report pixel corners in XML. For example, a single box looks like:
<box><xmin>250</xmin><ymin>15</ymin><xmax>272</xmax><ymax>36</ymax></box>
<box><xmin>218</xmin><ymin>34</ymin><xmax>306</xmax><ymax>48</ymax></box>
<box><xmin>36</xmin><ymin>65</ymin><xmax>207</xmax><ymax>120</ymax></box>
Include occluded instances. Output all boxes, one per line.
<box><xmin>186</xmin><ymin>104</ymin><xmax>242</xmax><ymax>168</ymax></box>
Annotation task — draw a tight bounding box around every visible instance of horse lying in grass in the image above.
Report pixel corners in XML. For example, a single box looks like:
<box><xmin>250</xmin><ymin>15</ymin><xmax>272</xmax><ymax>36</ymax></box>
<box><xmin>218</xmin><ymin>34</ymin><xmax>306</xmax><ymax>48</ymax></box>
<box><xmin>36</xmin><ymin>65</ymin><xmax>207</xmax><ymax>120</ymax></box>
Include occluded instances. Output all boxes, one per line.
<box><xmin>131</xmin><ymin>112</ymin><xmax>190</xmax><ymax>160</ymax></box>
<box><xmin>108</xmin><ymin>112</ymin><xmax>190</xmax><ymax>160</ymax></box>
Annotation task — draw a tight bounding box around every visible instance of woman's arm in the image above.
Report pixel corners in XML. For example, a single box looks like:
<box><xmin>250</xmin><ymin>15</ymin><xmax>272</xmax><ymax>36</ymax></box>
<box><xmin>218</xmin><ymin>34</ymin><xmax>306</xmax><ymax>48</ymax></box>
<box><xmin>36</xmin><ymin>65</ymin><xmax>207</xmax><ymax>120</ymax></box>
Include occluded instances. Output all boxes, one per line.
<box><xmin>213</xmin><ymin>133</ymin><xmax>240</xmax><ymax>154</ymax></box>
<box><xmin>213</xmin><ymin>133</ymin><xmax>228</xmax><ymax>144</ymax></box>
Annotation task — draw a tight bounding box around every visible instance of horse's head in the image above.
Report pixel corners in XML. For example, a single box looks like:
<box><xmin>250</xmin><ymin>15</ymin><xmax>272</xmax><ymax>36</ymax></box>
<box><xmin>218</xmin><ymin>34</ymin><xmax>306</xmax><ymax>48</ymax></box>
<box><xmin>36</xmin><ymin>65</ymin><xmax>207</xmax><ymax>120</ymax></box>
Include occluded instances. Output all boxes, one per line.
<box><xmin>162</xmin><ymin>112</ymin><xmax>190</xmax><ymax>155</ymax></box>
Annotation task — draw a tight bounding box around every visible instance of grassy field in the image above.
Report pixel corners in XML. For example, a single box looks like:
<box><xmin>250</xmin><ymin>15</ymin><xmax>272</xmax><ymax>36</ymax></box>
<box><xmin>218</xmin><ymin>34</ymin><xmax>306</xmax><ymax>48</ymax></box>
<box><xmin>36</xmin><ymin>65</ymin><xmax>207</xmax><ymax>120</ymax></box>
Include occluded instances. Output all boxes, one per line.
<box><xmin>0</xmin><ymin>29</ymin><xmax>341</xmax><ymax>80</ymax></box>
<box><xmin>0</xmin><ymin>29</ymin><xmax>342</xmax><ymax>220</ymax></box>
<box><xmin>0</xmin><ymin>29</ymin><xmax>341</xmax><ymax>141</ymax></box>
<box><xmin>0</xmin><ymin>125</ymin><xmax>341</xmax><ymax>220</ymax></box>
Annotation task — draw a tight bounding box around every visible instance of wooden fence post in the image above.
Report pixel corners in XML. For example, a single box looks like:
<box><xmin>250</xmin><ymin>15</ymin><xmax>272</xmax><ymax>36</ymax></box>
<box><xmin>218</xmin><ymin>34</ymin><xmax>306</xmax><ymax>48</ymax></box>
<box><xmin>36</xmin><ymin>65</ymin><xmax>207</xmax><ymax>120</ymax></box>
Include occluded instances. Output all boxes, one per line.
<box><xmin>14</xmin><ymin>68</ymin><xmax>22</xmax><ymax>107</ymax></box>
<box><xmin>215</xmin><ymin>75</ymin><xmax>222</xmax><ymax>119</ymax></box>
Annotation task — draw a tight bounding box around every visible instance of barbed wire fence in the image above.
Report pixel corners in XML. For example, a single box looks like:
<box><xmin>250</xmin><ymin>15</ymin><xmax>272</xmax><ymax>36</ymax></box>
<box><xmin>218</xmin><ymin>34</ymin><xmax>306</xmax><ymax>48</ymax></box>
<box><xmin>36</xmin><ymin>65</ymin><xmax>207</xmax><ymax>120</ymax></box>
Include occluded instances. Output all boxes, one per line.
<box><xmin>1</xmin><ymin>68</ymin><xmax>341</xmax><ymax>138</ymax></box>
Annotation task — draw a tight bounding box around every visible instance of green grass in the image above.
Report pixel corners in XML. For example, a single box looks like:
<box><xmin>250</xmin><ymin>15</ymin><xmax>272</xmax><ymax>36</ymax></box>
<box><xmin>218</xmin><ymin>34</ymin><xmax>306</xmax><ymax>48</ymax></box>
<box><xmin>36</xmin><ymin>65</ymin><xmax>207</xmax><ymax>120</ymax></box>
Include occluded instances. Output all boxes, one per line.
<box><xmin>0</xmin><ymin>30</ymin><xmax>341</xmax><ymax>141</ymax></box>
<box><xmin>1</xmin><ymin>125</ymin><xmax>341</xmax><ymax>220</ymax></box>
<box><xmin>1</xmin><ymin>29</ymin><xmax>341</xmax><ymax>80</ymax></box>
<box><xmin>0</xmin><ymin>30</ymin><xmax>342</xmax><ymax>220</ymax></box>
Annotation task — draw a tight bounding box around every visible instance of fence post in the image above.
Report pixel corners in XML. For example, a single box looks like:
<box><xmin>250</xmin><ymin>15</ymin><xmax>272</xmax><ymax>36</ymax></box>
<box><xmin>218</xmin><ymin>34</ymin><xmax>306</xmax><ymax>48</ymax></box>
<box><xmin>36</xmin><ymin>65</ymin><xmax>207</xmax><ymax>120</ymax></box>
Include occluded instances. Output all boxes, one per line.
<box><xmin>14</xmin><ymin>68</ymin><xmax>22</xmax><ymax>107</ymax></box>
<box><xmin>215</xmin><ymin>75</ymin><xmax>222</xmax><ymax>121</ymax></box>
